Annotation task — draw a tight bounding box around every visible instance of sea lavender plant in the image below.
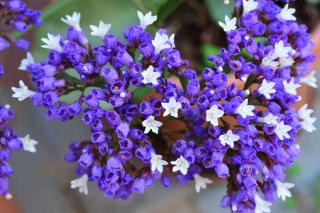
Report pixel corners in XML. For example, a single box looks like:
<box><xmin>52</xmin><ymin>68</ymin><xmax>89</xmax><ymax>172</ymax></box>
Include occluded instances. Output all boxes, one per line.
<box><xmin>0</xmin><ymin>0</ymin><xmax>41</xmax><ymax>76</ymax></box>
<box><xmin>11</xmin><ymin>0</ymin><xmax>318</xmax><ymax>212</ymax></box>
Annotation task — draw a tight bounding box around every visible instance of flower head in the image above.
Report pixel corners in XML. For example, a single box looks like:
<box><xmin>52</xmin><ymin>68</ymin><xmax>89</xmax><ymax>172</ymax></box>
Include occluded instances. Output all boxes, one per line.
<box><xmin>254</xmin><ymin>195</ymin><xmax>272</xmax><ymax>213</ymax></box>
<box><xmin>242</xmin><ymin>0</ymin><xmax>258</xmax><ymax>14</ymax></box>
<box><xmin>236</xmin><ymin>99</ymin><xmax>255</xmax><ymax>118</ymax></box>
<box><xmin>141</xmin><ymin>65</ymin><xmax>161</xmax><ymax>85</ymax></box>
<box><xmin>218</xmin><ymin>15</ymin><xmax>237</xmax><ymax>32</ymax></box>
<box><xmin>41</xmin><ymin>33</ymin><xmax>62</xmax><ymax>52</ymax></box>
<box><xmin>275</xmin><ymin>121</ymin><xmax>292</xmax><ymax>140</ymax></box>
<box><xmin>206</xmin><ymin>105</ymin><xmax>224</xmax><ymax>126</ymax></box>
<box><xmin>70</xmin><ymin>174</ymin><xmax>88</xmax><ymax>195</ymax></box>
<box><xmin>152</xmin><ymin>32</ymin><xmax>171</xmax><ymax>54</ymax></box>
<box><xmin>258</xmin><ymin>80</ymin><xmax>276</xmax><ymax>99</ymax></box>
<box><xmin>283</xmin><ymin>78</ymin><xmax>300</xmax><ymax>96</ymax></box>
<box><xmin>171</xmin><ymin>156</ymin><xmax>190</xmax><ymax>175</ymax></box>
<box><xmin>161</xmin><ymin>97</ymin><xmax>182</xmax><ymax>118</ymax></box>
<box><xmin>90</xmin><ymin>21</ymin><xmax>111</xmax><ymax>38</ymax></box>
<box><xmin>142</xmin><ymin>115</ymin><xmax>163</xmax><ymax>134</ymax></box>
<box><xmin>137</xmin><ymin>10</ymin><xmax>157</xmax><ymax>29</ymax></box>
<box><xmin>19</xmin><ymin>134</ymin><xmax>38</xmax><ymax>153</ymax></box>
<box><xmin>193</xmin><ymin>174</ymin><xmax>212</xmax><ymax>193</ymax></box>
<box><xmin>301</xmin><ymin>71</ymin><xmax>317</xmax><ymax>88</ymax></box>
<box><xmin>219</xmin><ymin>130</ymin><xmax>239</xmax><ymax>148</ymax></box>
<box><xmin>150</xmin><ymin>153</ymin><xmax>168</xmax><ymax>173</ymax></box>
<box><xmin>278</xmin><ymin>4</ymin><xmax>296</xmax><ymax>21</ymax></box>
<box><xmin>61</xmin><ymin>11</ymin><xmax>82</xmax><ymax>31</ymax></box>
<box><xmin>275</xmin><ymin>180</ymin><xmax>294</xmax><ymax>201</ymax></box>
<box><xmin>11</xmin><ymin>80</ymin><xmax>35</xmax><ymax>101</ymax></box>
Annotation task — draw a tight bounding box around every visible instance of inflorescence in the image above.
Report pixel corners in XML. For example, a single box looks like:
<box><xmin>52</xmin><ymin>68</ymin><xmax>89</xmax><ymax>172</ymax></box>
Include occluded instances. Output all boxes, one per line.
<box><xmin>11</xmin><ymin>0</ymin><xmax>317</xmax><ymax>212</ymax></box>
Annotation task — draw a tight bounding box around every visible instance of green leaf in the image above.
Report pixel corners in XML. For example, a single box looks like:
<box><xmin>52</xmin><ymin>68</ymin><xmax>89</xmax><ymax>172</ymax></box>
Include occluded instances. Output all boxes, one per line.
<box><xmin>99</xmin><ymin>100</ymin><xmax>113</xmax><ymax>110</ymax></box>
<box><xmin>201</xmin><ymin>43</ymin><xmax>221</xmax><ymax>67</ymax></box>
<box><xmin>65</xmin><ymin>68</ymin><xmax>81</xmax><ymax>80</ymax></box>
<box><xmin>284</xmin><ymin>197</ymin><xmax>297</xmax><ymax>209</ymax></box>
<box><xmin>83</xmin><ymin>87</ymin><xmax>100</xmax><ymax>96</ymax></box>
<box><xmin>59</xmin><ymin>90</ymin><xmax>82</xmax><ymax>104</ymax></box>
<box><xmin>129</xmin><ymin>87</ymin><xmax>153</xmax><ymax>101</ymax></box>
<box><xmin>157</xmin><ymin>0</ymin><xmax>183</xmax><ymax>20</ymax></box>
<box><xmin>204</xmin><ymin>0</ymin><xmax>234</xmax><ymax>23</ymax></box>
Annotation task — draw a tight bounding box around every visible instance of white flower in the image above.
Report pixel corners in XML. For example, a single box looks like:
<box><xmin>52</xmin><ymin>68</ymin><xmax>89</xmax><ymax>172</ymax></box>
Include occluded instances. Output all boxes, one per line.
<box><xmin>142</xmin><ymin>115</ymin><xmax>163</xmax><ymax>134</ymax></box>
<box><xmin>236</xmin><ymin>99</ymin><xmax>255</xmax><ymax>118</ymax></box>
<box><xmin>61</xmin><ymin>11</ymin><xmax>81</xmax><ymax>31</ymax></box>
<box><xmin>171</xmin><ymin>156</ymin><xmax>190</xmax><ymax>175</ymax></box>
<box><xmin>275</xmin><ymin>180</ymin><xmax>294</xmax><ymax>201</ymax></box>
<box><xmin>224</xmin><ymin>0</ymin><xmax>230</xmax><ymax>4</ymax></box>
<box><xmin>218</xmin><ymin>15</ymin><xmax>237</xmax><ymax>32</ymax></box>
<box><xmin>90</xmin><ymin>21</ymin><xmax>111</xmax><ymax>38</ymax></box>
<box><xmin>301</xmin><ymin>71</ymin><xmax>317</xmax><ymax>88</ymax></box>
<box><xmin>141</xmin><ymin>65</ymin><xmax>161</xmax><ymax>85</ymax></box>
<box><xmin>152</xmin><ymin>32</ymin><xmax>171</xmax><ymax>54</ymax></box>
<box><xmin>272</xmin><ymin>41</ymin><xmax>292</xmax><ymax>59</ymax></box>
<box><xmin>169</xmin><ymin>33</ymin><xmax>175</xmax><ymax>48</ymax></box>
<box><xmin>206</xmin><ymin>105</ymin><xmax>224</xmax><ymax>126</ymax></box>
<box><xmin>275</xmin><ymin>121</ymin><xmax>292</xmax><ymax>140</ymax></box>
<box><xmin>258</xmin><ymin>79</ymin><xmax>276</xmax><ymax>99</ymax></box>
<box><xmin>11</xmin><ymin>80</ymin><xmax>36</xmax><ymax>101</ymax></box>
<box><xmin>70</xmin><ymin>174</ymin><xmax>88</xmax><ymax>195</ymax></box>
<box><xmin>150</xmin><ymin>153</ymin><xmax>168</xmax><ymax>173</ymax></box>
<box><xmin>261</xmin><ymin>113</ymin><xmax>278</xmax><ymax>126</ymax></box>
<box><xmin>5</xmin><ymin>193</ymin><xmax>12</xmax><ymax>200</ymax></box>
<box><xmin>278</xmin><ymin>4</ymin><xmax>296</xmax><ymax>21</ymax></box>
<box><xmin>219</xmin><ymin>130</ymin><xmax>240</xmax><ymax>148</ymax></box>
<box><xmin>261</xmin><ymin>55</ymin><xmax>279</xmax><ymax>68</ymax></box>
<box><xmin>283</xmin><ymin>78</ymin><xmax>300</xmax><ymax>95</ymax></box>
<box><xmin>279</xmin><ymin>57</ymin><xmax>294</xmax><ymax>68</ymax></box>
<box><xmin>161</xmin><ymin>97</ymin><xmax>182</xmax><ymax>118</ymax></box>
<box><xmin>137</xmin><ymin>10</ymin><xmax>157</xmax><ymax>29</ymax></box>
<box><xmin>254</xmin><ymin>195</ymin><xmax>272</xmax><ymax>213</ymax></box>
<box><xmin>298</xmin><ymin>104</ymin><xmax>316</xmax><ymax>133</ymax></box>
<box><xmin>19</xmin><ymin>52</ymin><xmax>34</xmax><ymax>71</ymax></box>
<box><xmin>41</xmin><ymin>33</ymin><xmax>62</xmax><ymax>52</ymax></box>
<box><xmin>193</xmin><ymin>174</ymin><xmax>212</xmax><ymax>193</ymax></box>
<box><xmin>19</xmin><ymin>134</ymin><xmax>38</xmax><ymax>153</ymax></box>
<box><xmin>242</xmin><ymin>0</ymin><xmax>258</xmax><ymax>14</ymax></box>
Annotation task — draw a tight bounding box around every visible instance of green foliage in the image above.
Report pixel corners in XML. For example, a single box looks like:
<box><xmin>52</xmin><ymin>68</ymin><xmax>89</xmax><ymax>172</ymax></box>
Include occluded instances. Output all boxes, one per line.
<box><xmin>284</xmin><ymin>197</ymin><xmax>298</xmax><ymax>209</ymax></box>
<box><xmin>287</xmin><ymin>163</ymin><xmax>301</xmax><ymax>177</ymax></box>
<box><xmin>129</xmin><ymin>87</ymin><xmax>152</xmax><ymax>101</ymax></box>
<box><xmin>59</xmin><ymin>90</ymin><xmax>82</xmax><ymax>104</ymax></box>
<box><xmin>204</xmin><ymin>0</ymin><xmax>234</xmax><ymax>23</ymax></box>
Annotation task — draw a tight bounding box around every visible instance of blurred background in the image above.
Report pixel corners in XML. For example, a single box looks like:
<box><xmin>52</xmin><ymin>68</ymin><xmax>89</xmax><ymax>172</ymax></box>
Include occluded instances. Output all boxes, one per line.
<box><xmin>0</xmin><ymin>0</ymin><xmax>320</xmax><ymax>212</ymax></box>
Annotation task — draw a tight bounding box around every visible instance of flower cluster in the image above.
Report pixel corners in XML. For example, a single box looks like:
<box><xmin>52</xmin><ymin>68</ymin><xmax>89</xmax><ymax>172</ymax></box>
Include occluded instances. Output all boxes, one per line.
<box><xmin>12</xmin><ymin>0</ymin><xmax>317</xmax><ymax>212</ymax></box>
<box><xmin>0</xmin><ymin>0</ymin><xmax>41</xmax><ymax>76</ymax></box>
<box><xmin>0</xmin><ymin>104</ymin><xmax>37</xmax><ymax>198</ymax></box>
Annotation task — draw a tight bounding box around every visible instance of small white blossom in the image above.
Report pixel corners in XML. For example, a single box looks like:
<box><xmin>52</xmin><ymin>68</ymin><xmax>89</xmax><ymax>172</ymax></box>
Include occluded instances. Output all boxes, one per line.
<box><xmin>90</xmin><ymin>21</ymin><xmax>111</xmax><ymax>38</ymax></box>
<box><xmin>236</xmin><ymin>99</ymin><xmax>255</xmax><ymax>118</ymax></box>
<box><xmin>152</xmin><ymin>32</ymin><xmax>171</xmax><ymax>54</ymax></box>
<box><xmin>70</xmin><ymin>174</ymin><xmax>88</xmax><ymax>195</ymax></box>
<box><xmin>254</xmin><ymin>195</ymin><xmax>272</xmax><ymax>213</ymax></box>
<box><xmin>11</xmin><ymin>80</ymin><xmax>36</xmax><ymax>101</ymax></box>
<box><xmin>275</xmin><ymin>180</ymin><xmax>294</xmax><ymax>201</ymax></box>
<box><xmin>278</xmin><ymin>4</ymin><xmax>296</xmax><ymax>21</ymax></box>
<box><xmin>150</xmin><ymin>152</ymin><xmax>168</xmax><ymax>173</ymax></box>
<box><xmin>242</xmin><ymin>0</ymin><xmax>258</xmax><ymax>14</ymax></box>
<box><xmin>279</xmin><ymin>57</ymin><xmax>294</xmax><ymax>68</ymax></box>
<box><xmin>283</xmin><ymin>78</ymin><xmax>300</xmax><ymax>95</ymax></box>
<box><xmin>219</xmin><ymin>130</ymin><xmax>240</xmax><ymax>148</ymax></box>
<box><xmin>19</xmin><ymin>134</ymin><xmax>38</xmax><ymax>153</ymax></box>
<box><xmin>224</xmin><ymin>0</ymin><xmax>230</xmax><ymax>4</ymax></box>
<box><xmin>169</xmin><ymin>33</ymin><xmax>175</xmax><ymax>48</ymax></box>
<box><xmin>41</xmin><ymin>33</ymin><xmax>62</xmax><ymax>52</ymax></box>
<box><xmin>61</xmin><ymin>11</ymin><xmax>81</xmax><ymax>31</ymax></box>
<box><xmin>261</xmin><ymin>113</ymin><xmax>278</xmax><ymax>126</ymax></box>
<box><xmin>161</xmin><ymin>97</ymin><xmax>182</xmax><ymax>118</ymax></box>
<box><xmin>275</xmin><ymin>121</ymin><xmax>292</xmax><ymax>140</ymax></box>
<box><xmin>258</xmin><ymin>79</ymin><xmax>276</xmax><ymax>99</ymax></box>
<box><xmin>141</xmin><ymin>65</ymin><xmax>161</xmax><ymax>85</ymax></box>
<box><xmin>218</xmin><ymin>15</ymin><xmax>237</xmax><ymax>32</ymax></box>
<box><xmin>272</xmin><ymin>41</ymin><xmax>292</xmax><ymax>59</ymax></box>
<box><xmin>142</xmin><ymin>115</ymin><xmax>163</xmax><ymax>134</ymax></box>
<box><xmin>206</xmin><ymin>105</ymin><xmax>224</xmax><ymax>126</ymax></box>
<box><xmin>19</xmin><ymin>52</ymin><xmax>34</xmax><ymax>71</ymax></box>
<box><xmin>193</xmin><ymin>174</ymin><xmax>212</xmax><ymax>193</ymax></box>
<box><xmin>261</xmin><ymin>55</ymin><xmax>279</xmax><ymax>68</ymax></box>
<box><xmin>5</xmin><ymin>193</ymin><xmax>12</xmax><ymax>200</ymax></box>
<box><xmin>137</xmin><ymin>10</ymin><xmax>157</xmax><ymax>29</ymax></box>
<box><xmin>171</xmin><ymin>156</ymin><xmax>190</xmax><ymax>175</ymax></box>
<box><xmin>301</xmin><ymin>71</ymin><xmax>317</xmax><ymax>88</ymax></box>
<box><xmin>298</xmin><ymin>104</ymin><xmax>316</xmax><ymax>133</ymax></box>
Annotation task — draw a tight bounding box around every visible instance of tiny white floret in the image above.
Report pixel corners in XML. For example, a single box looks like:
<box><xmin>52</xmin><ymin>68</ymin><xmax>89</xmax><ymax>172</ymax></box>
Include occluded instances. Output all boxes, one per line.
<box><xmin>150</xmin><ymin>152</ymin><xmax>168</xmax><ymax>173</ymax></box>
<box><xmin>219</xmin><ymin>130</ymin><xmax>240</xmax><ymax>148</ymax></box>
<box><xmin>41</xmin><ymin>33</ymin><xmax>62</xmax><ymax>52</ymax></box>
<box><xmin>161</xmin><ymin>97</ymin><xmax>182</xmax><ymax>118</ymax></box>
<box><xmin>61</xmin><ymin>11</ymin><xmax>82</xmax><ymax>31</ymax></box>
<box><xmin>272</xmin><ymin>41</ymin><xmax>292</xmax><ymax>59</ymax></box>
<box><xmin>258</xmin><ymin>79</ymin><xmax>276</xmax><ymax>99</ymax></box>
<box><xmin>137</xmin><ymin>10</ymin><xmax>157</xmax><ymax>30</ymax></box>
<box><xmin>19</xmin><ymin>52</ymin><xmax>34</xmax><ymax>71</ymax></box>
<box><xmin>261</xmin><ymin>113</ymin><xmax>278</xmax><ymax>126</ymax></box>
<box><xmin>152</xmin><ymin>32</ymin><xmax>171</xmax><ymax>54</ymax></box>
<box><xmin>142</xmin><ymin>115</ymin><xmax>163</xmax><ymax>134</ymax></box>
<box><xmin>275</xmin><ymin>121</ymin><xmax>292</xmax><ymax>140</ymax></box>
<box><xmin>193</xmin><ymin>174</ymin><xmax>212</xmax><ymax>193</ymax></box>
<box><xmin>141</xmin><ymin>65</ymin><xmax>161</xmax><ymax>85</ymax></box>
<box><xmin>301</xmin><ymin>71</ymin><xmax>317</xmax><ymax>88</ymax></box>
<box><xmin>254</xmin><ymin>195</ymin><xmax>272</xmax><ymax>213</ymax></box>
<box><xmin>90</xmin><ymin>21</ymin><xmax>111</xmax><ymax>38</ymax></box>
<box><xmin>242</xmin><ymin>0</ymin><xmax>258</xmax><ymax>14</ymax></box>
<box><xmin>283</xmin><ymin>78</ymin><xmax>300</xmax><ymax>96</ymax></box>
<box><xmin>275</xmin><ymin>180</ymin><xmax>294</xmax><ymax>201</ymax></box>
<box><xmin>11</xmin><ymin>80</ymin><xmax>35</xmax><ymax>101</ymax></box>
<box><xmin>19</xmin><ymin>134</ymin><xmax>38</xmax><ymax>153</ymax></box>
<box><xmin>218</xmin><ymin>15</ymin><xmax>237</xmax><ymax>32</ymax></box>
<box><xmin>236</xmin><ymin>99</ymin><xmax>255</xmax><ymax>118</ymax></box>
<box><xmin>171</xmin><ymin>155</ymin><xmax>190</xmax><ymax>175</ymax></box>
<box><xmin>278</xmin><ymin>4</ymin><xmax>296</xmax><ymax>21</ymax></box>
<box><xmin>298</xmin><ymin>104</ymin><xmax>316</xmax><ymax>133</ymax></box>
<box><xmin>70</xmin><ymin>174</ymin><xmax>88</xmax><ymax>195</ymax></box>
<box><xmin>206</xmin><ymin>105</ymin><xmax>224</xmax><ymax>126</ymax></box>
